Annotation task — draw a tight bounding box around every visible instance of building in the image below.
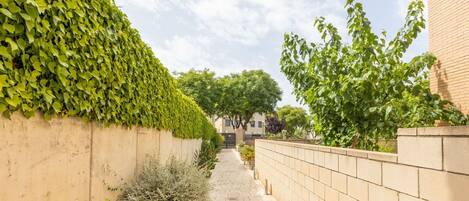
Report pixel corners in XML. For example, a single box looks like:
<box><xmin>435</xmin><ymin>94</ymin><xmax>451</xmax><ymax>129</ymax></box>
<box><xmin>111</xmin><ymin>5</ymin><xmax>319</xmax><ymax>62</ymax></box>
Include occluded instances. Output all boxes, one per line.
<box><xmin>429</xmin><ymin>0</ymin><xmax>469</xmax><ymax>114</ymax></box>
<box><xmin>213</xmin><ymin>113</ymin><xmax>266</xmax><ymax>135</ymax></box>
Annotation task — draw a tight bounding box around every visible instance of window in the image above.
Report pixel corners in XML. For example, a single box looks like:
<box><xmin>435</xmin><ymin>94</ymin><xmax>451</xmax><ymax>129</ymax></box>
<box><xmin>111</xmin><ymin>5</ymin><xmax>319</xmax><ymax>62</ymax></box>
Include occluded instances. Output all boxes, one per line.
<box><xmin>225</xmin><ymin>119</ymin><xmax>231</xmax><ymax>127</ymax></box>
<box><xmin>258</xmin><ymin>121</ymin><xmax>263</xmax><ymax>128</ymax></box>
<box><xmin>250</xmin><ymin>121</ymin><xmax>255</xmax><ymax>127</ymax></box>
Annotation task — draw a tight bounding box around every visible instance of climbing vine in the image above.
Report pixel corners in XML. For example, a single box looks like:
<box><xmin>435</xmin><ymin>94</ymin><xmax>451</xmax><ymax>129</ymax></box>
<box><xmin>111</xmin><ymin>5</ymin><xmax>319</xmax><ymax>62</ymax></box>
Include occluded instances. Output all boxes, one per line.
<box><xmin>0</xmin><ymin>0</ymin><xmax>215</xmax><ymax>139</ymax></box>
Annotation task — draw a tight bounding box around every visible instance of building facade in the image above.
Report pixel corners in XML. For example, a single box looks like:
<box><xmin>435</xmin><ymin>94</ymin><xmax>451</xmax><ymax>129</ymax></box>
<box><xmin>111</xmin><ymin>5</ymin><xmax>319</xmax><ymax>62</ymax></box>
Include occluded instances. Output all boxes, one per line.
<box><xmin>213</xmin><ymin>113</ymin><xmax>266</xmax><ymax>135</ymax></box>
<box><xmin>429</xmin><ymin>0</ymin><xmax>469</xmax><ymax>114</ymax></box>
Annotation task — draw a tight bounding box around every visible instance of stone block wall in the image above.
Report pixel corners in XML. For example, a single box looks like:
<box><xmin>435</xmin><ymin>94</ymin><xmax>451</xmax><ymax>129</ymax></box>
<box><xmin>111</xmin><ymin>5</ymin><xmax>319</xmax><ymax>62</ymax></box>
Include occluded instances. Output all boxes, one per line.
<box><xmin>429</xmin><ymin>0</ymin><xmax>469</xmax><ymax>113</ymax></box>
<box><xmin>0</xmin><ymin>113</ymin><xmax>202</xmax><ymax>201</ymax></box>
<box><xmin>255</xmin><ymin>126</ymin><xmax>469</xmax><ymax>201</ymax></box>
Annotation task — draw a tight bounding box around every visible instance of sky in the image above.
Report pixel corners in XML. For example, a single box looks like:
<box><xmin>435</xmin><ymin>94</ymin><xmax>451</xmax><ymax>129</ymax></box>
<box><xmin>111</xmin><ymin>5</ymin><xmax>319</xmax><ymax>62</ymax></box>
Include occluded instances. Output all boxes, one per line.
<box><xmin>114</xmin><ymin>0</ymin><xmax>428</xmax><ymax>109</ymax></box>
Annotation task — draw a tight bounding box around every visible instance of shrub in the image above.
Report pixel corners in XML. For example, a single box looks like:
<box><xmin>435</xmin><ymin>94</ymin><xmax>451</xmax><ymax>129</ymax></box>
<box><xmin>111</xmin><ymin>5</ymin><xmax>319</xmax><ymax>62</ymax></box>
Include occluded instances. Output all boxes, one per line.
<box><xmin>194</xmin><ymin>133</ymin><xmax>223</xmax><ymax>177</ymax></box>
<box><xmin>239</xmin><ymin>145</ymin><xmax>255</xmax><ymax>162</ymax></box>
<box><xmin>119</xmin><ymin>159</ymin><xmax>210</xmax><ymax>201</ymax></box>
<box><xmin>0</xmin><ymin>0</ymin><xmax>216</xmax><ymax>140</ymax></box>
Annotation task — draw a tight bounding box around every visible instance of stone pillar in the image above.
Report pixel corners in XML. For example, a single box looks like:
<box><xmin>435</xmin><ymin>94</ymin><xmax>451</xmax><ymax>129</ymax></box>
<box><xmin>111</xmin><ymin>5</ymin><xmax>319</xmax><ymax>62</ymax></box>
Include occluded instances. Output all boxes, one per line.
<box><xmin>429</xmin><ymin>0</ymin><xmax>469</xmax><ymax>114</ymax></box>
<box><xmin>235</xmin><ymin>127</ymin><xmax>245</xmax><ymax>145</ymax></box>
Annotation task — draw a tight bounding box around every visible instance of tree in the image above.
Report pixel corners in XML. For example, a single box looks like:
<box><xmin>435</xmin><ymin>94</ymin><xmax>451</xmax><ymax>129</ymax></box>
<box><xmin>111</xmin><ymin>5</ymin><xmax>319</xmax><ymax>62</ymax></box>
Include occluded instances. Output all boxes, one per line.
<box><xmin>265</xmin><ymin>115</ymin><xmax>286</xmax><ymax>134</ymax></box>
<box><xmin>218</xmin><ymin>70</ymin><xmax>282</xmax><ymax>131</ymax></box>
<box><xmin>280</xmin><ymin>0</ymin><xmax>467</xmax><ymax>150</ymax></box>
<box><xmin>277</xmin><ymin>105</ymin><xmax>309</xmax><ymax>135</ymax></box>
<box><xmin>176</xmin><ymin>69</ymin><xmax>221</xmax><ymax>117</ymax></box>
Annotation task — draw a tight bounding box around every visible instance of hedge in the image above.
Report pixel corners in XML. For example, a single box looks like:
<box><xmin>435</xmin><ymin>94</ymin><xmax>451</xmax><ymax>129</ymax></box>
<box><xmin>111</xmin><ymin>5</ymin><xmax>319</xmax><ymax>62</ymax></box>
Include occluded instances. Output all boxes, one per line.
<box><xmin>0</xmin><ymin>0</ymin><xmax>216</xmax><ymax>139</ymax></box>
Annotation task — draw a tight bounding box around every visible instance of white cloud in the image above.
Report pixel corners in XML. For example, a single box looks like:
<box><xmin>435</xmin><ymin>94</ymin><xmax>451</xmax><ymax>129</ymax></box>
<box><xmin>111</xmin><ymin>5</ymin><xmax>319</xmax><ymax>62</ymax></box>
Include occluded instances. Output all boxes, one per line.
<box><xmin>116</xmin><ymin>0</ymin><xmax>165</xmax><ymax>12</ymax></box>
<box><xmin>155</xmin><ymin>36</ymin><xmax>213</xmax><ymax>72</ymax></box>
<box><xmin>161</xmin><ymin>0</ymin><xmax>347</xmax><ymax>45</ymax></box>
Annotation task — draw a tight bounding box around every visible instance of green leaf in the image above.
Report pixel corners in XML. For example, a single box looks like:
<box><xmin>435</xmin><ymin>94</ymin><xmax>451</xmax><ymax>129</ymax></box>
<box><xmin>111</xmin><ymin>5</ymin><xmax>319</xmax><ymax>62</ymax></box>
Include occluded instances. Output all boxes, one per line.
<box><xmin>0</xmin><ymin>46</ymin><xmax>11</xmax><ymax>59</ymax></box>
<box><xmin>0</xmin><ymin>8</ymin><xmax>13</xmax><ymax>18</ymax></box>
<box><xmin>52</xmin><ymin>101</ymin><xmax>62</xmax><ymax>112</ymax></box>
<box><xmin>6</xmin><ymin>96</ymin><xmax>21</xmax><ymax>107</ymax></box>
<box><xmin>3</xmin><ymin>23</ymin><xmax>15</xmax><ymax>33</ymax></box>
<box><xmin>0</xmin><ymin>75</ymin><xmax>8</xmax><ymax>90</ymax></box>
<box><xmin>5</xmin><ymin>38</ymin><xmax>18</xmax><ymax>51</ymax></box>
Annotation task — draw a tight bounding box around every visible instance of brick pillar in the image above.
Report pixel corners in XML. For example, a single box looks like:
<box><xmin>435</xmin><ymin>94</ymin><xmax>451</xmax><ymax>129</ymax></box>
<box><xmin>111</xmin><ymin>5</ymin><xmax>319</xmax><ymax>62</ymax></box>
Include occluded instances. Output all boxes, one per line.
<box><xmin>429</xmin><ymin>0</ymin><xmax>469</xmax><ymax>114</ymax></box>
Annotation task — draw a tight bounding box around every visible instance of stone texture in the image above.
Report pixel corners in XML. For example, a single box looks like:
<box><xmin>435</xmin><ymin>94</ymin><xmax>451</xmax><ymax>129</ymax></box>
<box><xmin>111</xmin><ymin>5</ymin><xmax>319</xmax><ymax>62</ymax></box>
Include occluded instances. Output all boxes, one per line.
<box><xmin>347</xmin><ymin>176</ymin><xmax>368</xmax><ymax>201</ymax></box>
<box><xmin>0</xmin><ymin>114</ymin><xmax>91</xmax><ymax>201</ymax></box>
<box><xmin>382</xmin><ymin>163</ymin><xmax>418</xmax><ymax>197</ymax></box>
<box><xmin>339</xmin><ymin>193</ymin><xmax>357</xmax><ymax>201</ymax></box>
<box><xmin>136</xmin><ymin>127</ymin><xmax>160</xmax><ymax>173</ymax></box>
<box><xmin>417</xmin><ymin>126</ymin><xmax>469</xmax><ymax>136</ymax></box>
<box><xmin>310</xmin><ymin>164</ymin><xmax>320</xmax><ymax>179</ymax></box>
<box><xmin>398</xmin><ymin>194</ymin><xmax>425</xmax><ymax>201</ymax></box>
<box><xmin>339</xmin><ymin>155</ymin><xmax>357</xmax><ymax>177</ymax></box>
<box><xmin>210</xmin><ymin>149</ymin><xmax>276</xmax><ymax>201</ymax></box>
<box><xmin>314</xmin><ymin>151</ymin><xmax>325</xmax><ymax>167</ymax></box>
<box><xmin>368</xmin><ymin>184</ymin><xmax>398</xmax><ymax>201</ymax></box>
<box><xmin>397</xmin><ymin>128</ymin><xmax>417</xmax><ymax>136</ymax></box>
<box><xmin>314</xmin><ymin>180</ymin><xmax>326</xmax><ymax>199</ymax></box>
<box><xmin>331</xmin><ymin>171</ymin><xmax>347</xmax><ymax>194</ymax></box>
<box><xmin>325</xmin><ymin>186</ymin><xmax>339</xmax><ymax>201</ymax></box>
<box><xmin>419</xmin><ymin>168</ymin><xmax>469</xmax><ymax>201</ymax></box>
<box><xmin>319</xmin><ymin>167</ymin><xmax>332</xmax><ymax>186</ymax></box>
<box><xmin>90</xmin><ymin>124</ymin><xmax>138</xmax><ymax>201</ymax></box>
<box><xmin>325</xmin><ymin>153</ymin><xmax>339</xmax><ymax>171</ymax></box>
<box><xmin>367</xmin><ymin>152</ymin><xmax>397</xmax><ymax>163</ymax></box>
<box><xmin>357</xmin><ymin>158</ymin><xmax>382</xmax><ymax>185</ymax></box>
<box><xmin>443</xmin><ymin>137</ymin><xmax>469</xmax><ymax>175</ymax></box>
<box><xmin>398</xmin><ymin>136</ymin><xmax>442</xmax><ymax>170</ymax></box>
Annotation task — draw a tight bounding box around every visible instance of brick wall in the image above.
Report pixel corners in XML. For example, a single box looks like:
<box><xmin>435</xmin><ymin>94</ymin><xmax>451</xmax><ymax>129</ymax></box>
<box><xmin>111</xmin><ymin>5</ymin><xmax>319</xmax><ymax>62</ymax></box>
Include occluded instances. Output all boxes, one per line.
<box><xmin>429</xmin><ymin>0</ymin><xmax>469</xmax><ymax>114</ymax></box>
<box><xmin>255</xmin><ymin>126</ymin><xmax>469</xmax><ymax>201</ymax></box>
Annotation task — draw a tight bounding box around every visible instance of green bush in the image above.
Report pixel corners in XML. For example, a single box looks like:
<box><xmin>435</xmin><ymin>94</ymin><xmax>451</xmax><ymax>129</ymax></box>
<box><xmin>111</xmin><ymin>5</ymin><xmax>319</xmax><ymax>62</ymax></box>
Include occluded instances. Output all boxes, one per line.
<box><xmin>239</xmin><ymin>145</ymin><xmax>255</xmax><ymax>162</ymax></box>
<box><xmin>119</xmin><ymin>159</ymin><xmax>210</xmax><ymax>201</ymax></box>
<box><xmin>195</xmin><ymin>134</ymin><xmax>224</xmax><ymax>177</ymax></box>
<box><xmin>0</xmin><ymin>0</ymin><xmax>216</xmax><ymax>139</ymax></box>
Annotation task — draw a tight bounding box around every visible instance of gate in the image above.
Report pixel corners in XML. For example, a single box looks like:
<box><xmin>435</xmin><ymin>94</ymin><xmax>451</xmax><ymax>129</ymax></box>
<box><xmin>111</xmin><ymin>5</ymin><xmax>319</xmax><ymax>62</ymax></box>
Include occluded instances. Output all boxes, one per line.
<box><xmin>221</xmin><ymin>133</ymin><xmax>236</xmax><ymax>148</ymax></box>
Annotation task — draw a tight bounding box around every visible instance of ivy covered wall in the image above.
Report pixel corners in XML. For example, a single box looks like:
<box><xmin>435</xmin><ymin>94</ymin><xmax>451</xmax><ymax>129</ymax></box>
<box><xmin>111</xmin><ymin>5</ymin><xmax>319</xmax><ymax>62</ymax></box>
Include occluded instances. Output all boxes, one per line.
<box><xmin>0</xmin><ymin>0</ymin><xmax>215</xmax><ymax>139</ymax></box>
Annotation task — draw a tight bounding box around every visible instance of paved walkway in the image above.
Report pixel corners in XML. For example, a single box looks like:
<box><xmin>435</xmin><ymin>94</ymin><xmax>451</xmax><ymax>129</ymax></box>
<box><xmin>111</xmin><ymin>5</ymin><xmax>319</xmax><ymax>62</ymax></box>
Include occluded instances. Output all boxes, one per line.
<box><xmin>209</xmin><ymin>149</ymin><xmax>276</xmax><ymax>201</ymax></box>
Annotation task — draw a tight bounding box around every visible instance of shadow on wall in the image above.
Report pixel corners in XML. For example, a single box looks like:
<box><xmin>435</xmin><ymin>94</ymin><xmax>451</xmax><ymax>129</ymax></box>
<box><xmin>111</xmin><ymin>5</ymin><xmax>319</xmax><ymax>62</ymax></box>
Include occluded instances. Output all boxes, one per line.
<box><xmin>433</xmin><ymin>60</ymin><xmax>453</xmax><ymax>103</ymax></box>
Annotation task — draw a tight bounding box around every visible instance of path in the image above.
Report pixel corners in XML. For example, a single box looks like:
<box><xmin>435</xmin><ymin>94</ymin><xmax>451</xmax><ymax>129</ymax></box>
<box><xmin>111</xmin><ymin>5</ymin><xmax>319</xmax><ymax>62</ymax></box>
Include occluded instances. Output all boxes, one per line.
<box><xmin>209</xmin><ymin>149</ymin><xmax>276</xmax><ymax>201</ymax></box>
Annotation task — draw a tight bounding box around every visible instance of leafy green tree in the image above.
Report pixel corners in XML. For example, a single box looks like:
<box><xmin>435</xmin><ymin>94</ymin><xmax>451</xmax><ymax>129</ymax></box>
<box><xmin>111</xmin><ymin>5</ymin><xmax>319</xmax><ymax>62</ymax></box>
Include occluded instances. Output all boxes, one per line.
<box><xmin>176</xmin><ymin>69</ymin><xmax>221</xmax><ymax>117</ymax></box>
<box><xmin>218</xmin><ymin>70</ymin><xmax>282</xmax><ymax>131</ymax></box>
<box><xmin>280</xmin><ymin>0</ymin><xmax>467</xmax><ymax>150</ymax></box>
<box><xmin>277</xmin><ymin>105</ymin><xmax>308</xmax><ymax>135</ymax></box>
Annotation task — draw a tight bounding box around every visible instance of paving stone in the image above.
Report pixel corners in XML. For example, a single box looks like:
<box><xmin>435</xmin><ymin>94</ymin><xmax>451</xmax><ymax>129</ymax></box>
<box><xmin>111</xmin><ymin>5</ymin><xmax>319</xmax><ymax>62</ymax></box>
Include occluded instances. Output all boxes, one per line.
<box><xmin>209</xmin><ymin>149</ymin><xmax>277</xmax><ymax>201</ymax></box>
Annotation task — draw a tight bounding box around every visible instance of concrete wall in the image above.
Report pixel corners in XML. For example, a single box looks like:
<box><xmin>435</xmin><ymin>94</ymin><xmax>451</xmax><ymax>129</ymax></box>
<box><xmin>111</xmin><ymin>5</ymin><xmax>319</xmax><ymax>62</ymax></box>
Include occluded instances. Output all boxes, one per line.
<box><xmin>255</xmin><ymin>126</ymin><xmax>469</xmax><ymax>201</ymax></box>
<box><xmin>429</xmin><ymin>0</ymin><xmax>469</xmax><ymax>113</ymax></box>
<box><xmin>0</xmin><ymin>113</ymin><xmax>202</xmax><ymax>201</ymax></box>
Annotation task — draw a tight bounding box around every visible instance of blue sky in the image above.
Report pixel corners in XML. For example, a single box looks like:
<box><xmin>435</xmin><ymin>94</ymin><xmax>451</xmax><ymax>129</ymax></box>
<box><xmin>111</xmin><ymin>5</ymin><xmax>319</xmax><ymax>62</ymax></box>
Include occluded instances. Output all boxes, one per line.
<box><xmin>115</xmin><ymin>0</ymin><xmax>428</xmax><ymax>108</ymax></box>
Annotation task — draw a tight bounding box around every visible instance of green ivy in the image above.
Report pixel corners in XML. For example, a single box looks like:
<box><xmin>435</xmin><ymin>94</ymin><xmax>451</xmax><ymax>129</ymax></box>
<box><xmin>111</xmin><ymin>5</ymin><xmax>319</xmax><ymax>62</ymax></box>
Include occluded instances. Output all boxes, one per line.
<box><xmin>0</xmin><ymin>0</ymin><xmax>216</xmax><ymax>139</ymax></box>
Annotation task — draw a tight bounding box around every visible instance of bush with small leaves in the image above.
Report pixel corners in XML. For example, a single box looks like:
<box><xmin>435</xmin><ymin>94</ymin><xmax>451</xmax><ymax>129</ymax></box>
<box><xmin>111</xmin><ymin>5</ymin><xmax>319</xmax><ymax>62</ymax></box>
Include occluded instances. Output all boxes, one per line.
<box><xmin>119</xmin><ymin>159</ymin><xmax>210</xmax><ymax>201</ymax></box>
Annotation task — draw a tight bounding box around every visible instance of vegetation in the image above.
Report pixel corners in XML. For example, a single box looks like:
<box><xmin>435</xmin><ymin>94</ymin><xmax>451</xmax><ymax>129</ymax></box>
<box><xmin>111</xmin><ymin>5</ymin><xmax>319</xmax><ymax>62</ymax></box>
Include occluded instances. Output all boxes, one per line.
<box><xmin>218</xmin><ymin>70</ymin><xmax>282</xmax><ymax>131</ymax></box>
<box><xmin>119</xmin><ymin>159</ymin><xmax>210</xmax><ymax>201</ymax></box>
<box><xmin>265</xmin><ymin>114</ymin><xmax>286</xmax><ymax>134</ymax></box>
<box><xmin>277</xmin><ymin>105</ymin><xmax>309</xmax><ymax>136</ymax></box>
<box><xmin>176</xmin><ymin>69</ymin><xmax>222</xmax><ymax>117</ymax></box>
<box><xmin>239</xmin><ymin>144</ymin><xmax>255</xmax><ymax>162</ymax></box>
<box><xmin>176</xmin><ymin>69</ymin><xmax>282</xmax><ymax>132</ymax></box>
<box><xmin>195</xmin><ymin>133</ymin><xmax>224</xmax><ymax>177</ymax></box>
<box><xmin>280</xmin><ymin>0</ymin><xmax>468</xmax><ymax>150</ymax></box>
<box><xmin>0</xmin><ymin>0</ymin><xmax>216</xmax><ymax>139</ymax></box>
